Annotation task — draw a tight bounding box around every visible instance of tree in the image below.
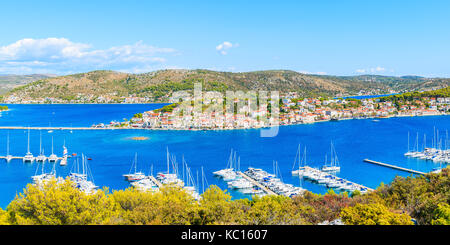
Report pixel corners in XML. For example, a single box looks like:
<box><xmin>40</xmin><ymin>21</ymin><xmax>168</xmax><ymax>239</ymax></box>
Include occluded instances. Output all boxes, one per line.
<box><xmin>0</xmin><ymin>208</ymin><xmax>9</xmax><ymax>225</ymax></box>
<box><xmin>7</xmin><ymin>179</ymin><xmax>121</xmax><ymax>225</ymax></box>
<box><xmin>111</xmin><ymin>185</ymin><xmax>196</xmax><ymax>225</ymax></box>
<box><xmin>340</xmin><ymin>203</ymin><xmax>414</xmax><ymax>225</ymax></box>
<box><xmin>193</xmin><ymin>186</ymin><xmax>241</xmax><ymax>225</ymax></box>
<box><xmin>244</xmin><ymin>195</ymin><xmax>305</xmax><ymax>225</ymax></box>
<box><xmin>431</xmin><ymin>203</ymin><xmax>450</xmax><ymax>225</ymax></box>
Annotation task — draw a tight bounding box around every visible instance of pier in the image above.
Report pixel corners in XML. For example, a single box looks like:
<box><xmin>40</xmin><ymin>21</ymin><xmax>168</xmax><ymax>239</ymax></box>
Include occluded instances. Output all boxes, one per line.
<box><xmin>363</xmin><ymin>159</ymin><xmax>426</xmax><ymax>175</ymax></box>
<box><xmin>237</xmin><ymin>171</ymin><xmax>278</xmax><ymax>196</ymax></box>
<box><xmin>299</xmin><ymin>166</ymin><xmax>374</xmax><ymax>192</ymax></box>
<box><xmin>0</xmin><ymin>156</ymin><xmax>66</xmax><ymax>161</ymax></box>
<box><xmin>0</xmin><ymin>126</ymin><xmax>122</xmax><ymax>131</ymax></box>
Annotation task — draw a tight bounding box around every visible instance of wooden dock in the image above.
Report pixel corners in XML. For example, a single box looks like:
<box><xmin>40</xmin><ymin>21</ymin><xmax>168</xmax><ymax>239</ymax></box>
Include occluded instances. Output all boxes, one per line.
<box><xmin>301</xmin><ymin>166</ymin><xmax>374</xmax><ymax>191</ymax></box>
<box><xmin>363</xmin><ymin>159</ymin><xmax>426</xmax><ymax>175</ymax></box>
<box><xmin>237</xmin><ymin>171</ymin><xmax>278</xmax><ymax>196</ymax></box>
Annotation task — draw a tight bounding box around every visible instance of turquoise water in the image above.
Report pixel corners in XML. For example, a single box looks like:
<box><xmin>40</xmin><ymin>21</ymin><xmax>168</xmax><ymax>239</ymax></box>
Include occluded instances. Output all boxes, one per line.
<box><xmin>0</xmin><ymin>104</ymin><xmax>448</xmax><ymax>208</ymax></box>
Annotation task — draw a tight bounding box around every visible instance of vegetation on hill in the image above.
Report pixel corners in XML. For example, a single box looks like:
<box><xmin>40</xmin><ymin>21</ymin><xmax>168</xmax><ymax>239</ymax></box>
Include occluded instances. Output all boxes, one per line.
<box><xmin>0</xmin><ymin>74</ymin><xmax>53</xmax><ymax>95</ymax></box>
<box><xmin>2</xmin><ymin>70</ymin><xmax>449</xmax><ymax>103</ymax></box>
<box><xmin>379</xmin><ymin>86</ymin><xmax>450</xmax><ymax>103</ymax></box>
<box><xmin>0</xmin><ymin>167</ymin><xmax>448</xmax><ymax>225</ymax></box>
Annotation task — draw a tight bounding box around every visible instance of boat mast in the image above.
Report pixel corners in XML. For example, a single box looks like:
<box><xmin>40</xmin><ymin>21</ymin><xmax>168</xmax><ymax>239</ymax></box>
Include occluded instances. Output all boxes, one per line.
<box><xmin>27</xmin><ymin>128</ymin><xmax>31</xmax><ymax>154</ymax></box>
<box><xmin>416</xmin><ymin>132</ymin><xmax>419</xmax><ymax>152</ymax></box>
<box><xmin>166</xmin><ymin>147</ymin><xmax>170</xmax><ymax>174</ymax></box>
<box><xmin>51</xmin><ymin>136</ymin><xmax>54</xmax><ymax>155</ymax></box>
<box><xmin>6</xmin><ymin>132</ymin><xmax>10</xmax><ymax>156</ymax></box>
<box><xmin>134</xmin><ymin>153</ymin><xmax>138</xmax><ymax>174</ymax></box>
<box><xmin>292</xmin><ymin>144</ymin><xmax>301</xmax><ymax>171</ymax></box>
<box><xmin>201</xmin><ymin>166</ymin><xmax>205</xmax><ymax>193</ymax></box>
<box><xmin>407</xmin><ymin>131</ymin><xmax>410</xmax><ymax>152</ymax></box>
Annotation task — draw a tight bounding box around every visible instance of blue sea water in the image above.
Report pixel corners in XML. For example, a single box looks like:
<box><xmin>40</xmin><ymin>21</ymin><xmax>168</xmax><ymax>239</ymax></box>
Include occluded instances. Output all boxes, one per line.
<box><xmin>0</xmin><ymin>104</ymin><xmax>449</xmax><ymax>208</ymax></box>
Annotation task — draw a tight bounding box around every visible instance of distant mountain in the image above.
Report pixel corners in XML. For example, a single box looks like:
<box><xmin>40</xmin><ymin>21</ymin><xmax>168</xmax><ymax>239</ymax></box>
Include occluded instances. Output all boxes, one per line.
<box><xmin>1</xmin><ymin>70</ymin><xmax>449</xmax><ymax>103</ymax></box>
<box><xmin>0</xmin><ymin>74</ymin><xmax>55</xmax><ymax>95</ymax></box>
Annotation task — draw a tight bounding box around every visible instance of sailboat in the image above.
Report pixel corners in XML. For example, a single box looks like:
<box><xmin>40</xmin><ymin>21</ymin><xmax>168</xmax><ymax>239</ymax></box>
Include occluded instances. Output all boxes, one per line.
<box><xmin>31</xmin><ymin>161</ymin><xmax>57</xmax><ymax>185</ymax></box>
<box><xmin>59</xmin><ymin>140</ymin><xmax>68</xmax><ymax>166</ymax></box>
<box><xmin>321</xmin><ymin>141</ymin><xmax>341</xmax><ymax>172</ymax></box>
<box><xmin>213</xmin><ymin>149</ymin><xmax>237</xmax><ymax>178</ymax></box>
<box><xmin>404</xmin><ymin>132</ymin><xmax>414</xmax><ymax>156</ymax></box>
<box><xmin>48</xmin><ymin>136</ymin><xmax>58</xmax><ymax>162</ymax></box>
<box><xmin>182</xmin><ymin>160</ymin><xmax>201</xmax><ymax>200</ymax></box>
<box><xmin>156</xmin><ymin>147</ymin><xmax>184</xmax><ymax>186</ymax></box>
<box><xmin>23</xmin><ymin>128</ymin><xmax>35</xmax><ymax>163</ymax></box>
<box><xmin>123</xmin><ymin>153</ymin><xmax>146</xmax><ymax>181</ymax></box>
<box><xmin>69</xmin><ymin>154</ymin><xmax>98</xmax><ymax>194</ymax></box>
<box><xmin>5</xmin><ymin>133</ymin><xmax>12</xmax><ymax>163</ymax></box>
<box><xmin>291</xmin><ymin>144</ymin><xmax>308</xmax><ymax>176</ymax></box>
<box><xmin>36</xmin><ymin>131</ymin><xmax>47</xmax><ymax>162</ymax></box>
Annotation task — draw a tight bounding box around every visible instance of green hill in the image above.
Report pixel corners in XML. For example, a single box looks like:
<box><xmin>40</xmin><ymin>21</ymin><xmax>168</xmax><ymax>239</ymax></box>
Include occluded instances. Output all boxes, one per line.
<box><xmin>1</xmin><ymin>69</ymin><xmax>449</xmax><ymax>103</ymax></box>
<box><xmin>0</xmin><ymin>74</ymin><xmax>54</xmax><ymax>95</ymax></box>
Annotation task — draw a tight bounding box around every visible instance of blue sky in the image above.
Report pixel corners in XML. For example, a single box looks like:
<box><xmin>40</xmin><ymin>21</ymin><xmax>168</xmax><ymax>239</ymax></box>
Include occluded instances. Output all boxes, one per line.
<box><xmin>0</xmin><ymin>0</ymin><xmax>449</xmax><ymax>77</ymax></box>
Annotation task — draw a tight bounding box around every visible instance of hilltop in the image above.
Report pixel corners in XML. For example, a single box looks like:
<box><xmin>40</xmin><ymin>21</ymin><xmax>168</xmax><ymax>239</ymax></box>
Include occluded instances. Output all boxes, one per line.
<box><xmin>1</xmin><ymin>69</ymin><xmax>449</xmax><ymax>103</ymax></box>
<box><xmin>0</xmin><ymin>74</ymin><xmax>55</xmax><ymax>95</ymax></box>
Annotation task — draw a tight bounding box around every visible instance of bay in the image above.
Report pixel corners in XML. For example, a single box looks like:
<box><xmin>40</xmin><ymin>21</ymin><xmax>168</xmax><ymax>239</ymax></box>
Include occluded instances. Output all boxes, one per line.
<box><xmin>0</xmin><ymin>104</ymin><xmax>448</xmax><ymax>208</ymax></box>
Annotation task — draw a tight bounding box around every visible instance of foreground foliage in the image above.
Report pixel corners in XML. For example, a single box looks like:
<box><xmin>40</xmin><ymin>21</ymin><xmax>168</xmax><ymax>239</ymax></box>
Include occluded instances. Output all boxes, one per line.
<box><xmin>1</xmin><ymin>167</ymin><xmax>449</xmax><ymax>225</ymax></box>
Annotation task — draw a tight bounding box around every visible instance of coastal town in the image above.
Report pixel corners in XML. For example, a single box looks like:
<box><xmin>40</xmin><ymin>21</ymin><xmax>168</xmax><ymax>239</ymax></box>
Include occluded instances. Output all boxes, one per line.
<box><xmin>94</xmin><ymin>91</ymin><xmax>450</xmax><ymax>130</ymax></box>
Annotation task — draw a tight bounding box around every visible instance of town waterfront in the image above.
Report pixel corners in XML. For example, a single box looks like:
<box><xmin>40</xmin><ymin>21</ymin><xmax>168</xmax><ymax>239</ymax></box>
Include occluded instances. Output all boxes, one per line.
<box><xmin>0</xmin><ymin>104</ymin><xmax>448</xmax><ymax>208</ymax></box>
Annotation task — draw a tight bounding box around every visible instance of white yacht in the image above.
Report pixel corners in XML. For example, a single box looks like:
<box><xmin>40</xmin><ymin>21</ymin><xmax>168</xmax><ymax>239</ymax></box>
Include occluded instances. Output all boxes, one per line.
<box><xmin>48</xmin><ymin>136</ymin><xmax>58</xmax><ymax>163</ymax></box>
<box><xmin>123</xmin><ymin>153</ymin><xmax>146</xmax><ymax>181</ymax></box>
<box><xmin>321</xmin><ymin>141</ymin><xmax>341</xmax><ymax>172</ymax></box>
<box><xmin>36</xmin><ymin>132</ymin><xmax>47</xmax><ymax>162</ymax></box>
<box><xmin>69</xmin><ymin>154</ymin><xmax>98</xmax><ymax>194</ymax></box>
<box><xmin>60</xmin><ymin>141</ymin><xmax>69</xmax><ymax>166</ymax></box>
<box><xmin>213</xmin><ymin>149</ymin><xmax>238</xmax><ymax>178</ymax></box>
<box><xmin>5</xmin><ymin>133</ymin><xmax>12</xmax><ymax>163</ymax></box>
<box><xmin>23</xmin><ymin>129</ymin><xmax>34</xmax><ymax>163</ymax></box>
<box><xmin>291</xmin><ymin>144</ymin><xmax>308</xmax><ymax>176</ymax></box>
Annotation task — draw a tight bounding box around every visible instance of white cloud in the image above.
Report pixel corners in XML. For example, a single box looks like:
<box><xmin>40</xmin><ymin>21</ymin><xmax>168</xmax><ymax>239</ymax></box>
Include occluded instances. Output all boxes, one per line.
<box><xmin>216</xmin><ymin>41</ymin><xmax>238</xmax><ymax>55</ymax></box>
<box><xmin>356</xmin><ymin>66</ymin><xmax>388</xmax><ymax>74</ymax></box>
<box><xmin>0</xmin><ymin>38</ymin><xmax>176</xmax><ymax>74</ymax></box>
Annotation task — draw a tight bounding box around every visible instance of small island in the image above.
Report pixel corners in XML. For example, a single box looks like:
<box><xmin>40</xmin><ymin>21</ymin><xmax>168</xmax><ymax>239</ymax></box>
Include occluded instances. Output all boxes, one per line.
<box><xmin>130</xmin><ymin>136</ymin><xmax>150</xmax><ymax>141</ymax></box>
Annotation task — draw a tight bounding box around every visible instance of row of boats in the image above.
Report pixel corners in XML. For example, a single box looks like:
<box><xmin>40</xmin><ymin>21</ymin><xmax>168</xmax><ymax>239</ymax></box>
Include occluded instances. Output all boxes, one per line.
<box><xmin>291</xmin><ymin>143</ymin><xmax>371</xmax><ymax>194</ymax></box>
<box><xmin>244</xmin><ymin>167</ymin><xmax>306</xmax><ymax>197</ymax></box>
<box><xmin>3</xmin><ymin>129</ymin><xmax>69</xmax><ymax>166</ymax></box>
<box><xmin>404</xmin><ymin>130</ymin><xmax>450</xmax><ymax>164</ymax></box>
<box><xmin>31</xmin><ymin>154</ymin><xmax>98</xmax><ymax>194</ymax></box>
<box><xmin>122</xmin><ymin>149</ymin><xmax>205</xmax><ymax>200</ymax></box>
<box><xmin>292</xmin><ymin>167</ymin><xmax>371</xmax><ymax>194</ymax></box>
<box><xmin>213</xmin><ymin>150</ymin><xmax>306</xmax><ymax>197</ymax></box>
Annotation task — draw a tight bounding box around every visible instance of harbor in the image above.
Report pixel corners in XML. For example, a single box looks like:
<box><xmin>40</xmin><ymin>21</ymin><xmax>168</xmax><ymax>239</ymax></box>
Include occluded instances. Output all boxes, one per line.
<box><xmin>123</xmin><ymin>149</ymin><xmax>203</xmax><ymax>200</ymax></box>
<box><xmin>0</xmin><ymin>104</ymin><xmax>448</xmax><ymax>208</ymax></box>
<box><xmin>213</xmin><ymin>151</ymin><xmax>306</xmax><ymax>197</ymax></box>
<box><xmin>403</xmin><ymin>129</ymin><xmax>450</xmax><ymax>164</ymax></box>
<box><xmin>293</xmin><ymin>166</ymin><xmax>374</xmax><ymax>194</ymax></box>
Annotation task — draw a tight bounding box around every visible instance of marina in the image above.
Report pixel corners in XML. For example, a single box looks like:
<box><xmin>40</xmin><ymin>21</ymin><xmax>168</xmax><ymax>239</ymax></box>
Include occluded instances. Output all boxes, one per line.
<box><xmin>123</xmin><ymin>148</ymin><xmax>203</xmax><ymax>200</ymax></box>
<box><xmin>404</xmin><ymin>129</ymin><xmax>450</xmax><ymax>164</ymax></box>
<box><xmin>0</xmin><ymin>104</ymin><xmax>448</xmax><ymax>208</ymax></box>
<box><xmin>214</xmin><ymin>151</ymin><xmax>306</xmax><ymax>197</ymax></box>
<box><xmin>293</xmin><ymin>166</ymin><xmax>374</xmax><ymax>194</ymax></box>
